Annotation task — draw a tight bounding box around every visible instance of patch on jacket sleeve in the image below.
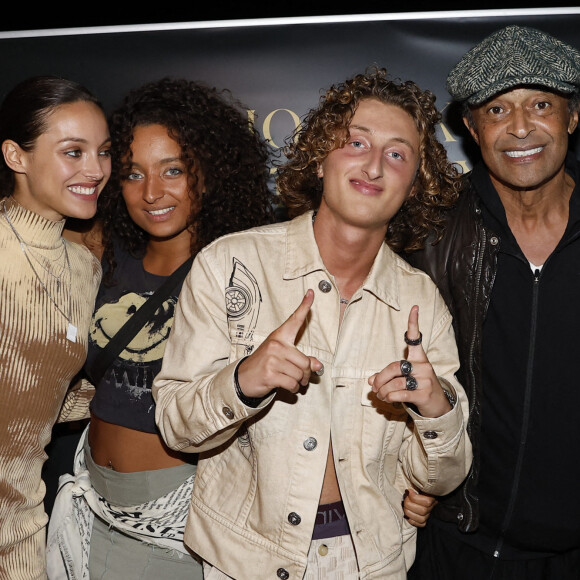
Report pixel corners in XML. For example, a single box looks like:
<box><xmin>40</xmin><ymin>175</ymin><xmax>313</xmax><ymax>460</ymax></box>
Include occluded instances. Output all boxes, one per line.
<box><xmin>225</xmin><ymin>257</ymin><xmax>262</xmax><ymax>347</ymax></box>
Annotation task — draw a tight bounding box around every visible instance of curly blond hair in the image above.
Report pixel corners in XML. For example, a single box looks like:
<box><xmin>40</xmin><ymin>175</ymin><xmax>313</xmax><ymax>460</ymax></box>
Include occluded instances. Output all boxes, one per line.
<box><xmin>276</xmin><ymin>67</ymin><xmax>462</xmax><ymax>252</ymax></box>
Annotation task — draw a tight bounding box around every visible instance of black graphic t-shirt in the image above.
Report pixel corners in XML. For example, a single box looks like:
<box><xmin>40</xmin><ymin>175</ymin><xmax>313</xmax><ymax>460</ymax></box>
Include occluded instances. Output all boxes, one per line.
<box><xmin>86</xmin><ymin>244</ymin><xmax>184</xmax><ymax>433</ymax></box>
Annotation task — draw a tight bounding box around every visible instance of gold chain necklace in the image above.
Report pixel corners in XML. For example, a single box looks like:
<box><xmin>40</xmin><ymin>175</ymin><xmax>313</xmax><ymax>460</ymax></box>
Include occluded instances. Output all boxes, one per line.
<box><xmin>2</xmin><ymin>200</ymin><xmax>77</xmax><ymax>342</ymax></box>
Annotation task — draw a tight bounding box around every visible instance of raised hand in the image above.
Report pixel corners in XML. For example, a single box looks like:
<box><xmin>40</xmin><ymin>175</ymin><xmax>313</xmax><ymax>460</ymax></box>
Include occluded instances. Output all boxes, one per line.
<box><xmin>368</xmin><ymin>305</ymin><xmax>452</xmax><ymax>418</ymax></box>
<box><xmin>237</xmin><ymin>289</ymin><xmax>323</xmax><ymax>399</ymax></box>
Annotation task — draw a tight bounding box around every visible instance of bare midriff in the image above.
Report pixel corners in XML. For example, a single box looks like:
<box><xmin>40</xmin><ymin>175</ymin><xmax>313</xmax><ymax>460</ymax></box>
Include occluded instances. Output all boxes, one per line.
<box><xmin>88</xmin><ymin>414</ymin><xmax>190</xmax><ymax>472</ymax></box>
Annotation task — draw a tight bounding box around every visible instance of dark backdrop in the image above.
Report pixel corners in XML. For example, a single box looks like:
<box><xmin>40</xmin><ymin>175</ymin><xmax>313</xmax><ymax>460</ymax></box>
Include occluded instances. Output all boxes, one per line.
<box><xmin>3</xmin><ymin>8</ymin><xmax>576</xmax><ymax>511</ymax></box>
<box><xmin>2</xmin><ymin>9</ymin><xmax>580</xmax><ymax>175</ymax></box>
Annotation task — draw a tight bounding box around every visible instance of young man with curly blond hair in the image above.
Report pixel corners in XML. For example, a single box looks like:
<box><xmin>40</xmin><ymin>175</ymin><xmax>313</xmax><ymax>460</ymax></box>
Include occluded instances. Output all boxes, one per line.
<box><xmin>153</xmin><ymin>68</ymin><xmax>472</xmax><ymax>580</ymax></box>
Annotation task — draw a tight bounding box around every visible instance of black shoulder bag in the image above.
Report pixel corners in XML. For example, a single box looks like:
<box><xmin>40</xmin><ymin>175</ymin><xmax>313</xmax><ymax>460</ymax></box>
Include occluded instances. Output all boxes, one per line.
<box><xmin>87</xmin><ymin>256</ymin><xmax>194</xmax><ymax>387</ymax></box>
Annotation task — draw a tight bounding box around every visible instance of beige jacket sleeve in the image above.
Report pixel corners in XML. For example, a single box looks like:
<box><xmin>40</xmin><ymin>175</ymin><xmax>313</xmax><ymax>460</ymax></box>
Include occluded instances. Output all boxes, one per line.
<box><xmin>404</xmin><ymin>289</ymin><xmax>471</xmax><ymax>496</ymax></box>
<box><xmin>153</xmin><ymin>250</ymin><xmax>273</xmax><ymax>453</ymax></box>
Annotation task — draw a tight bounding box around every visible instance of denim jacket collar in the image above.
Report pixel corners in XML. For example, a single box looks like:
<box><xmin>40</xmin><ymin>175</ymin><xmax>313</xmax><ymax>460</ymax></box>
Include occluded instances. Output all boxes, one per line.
<box><xmin>283</xmin><ymin>211</ymin><xmax>401</xmax><ymax>310</ymax></box>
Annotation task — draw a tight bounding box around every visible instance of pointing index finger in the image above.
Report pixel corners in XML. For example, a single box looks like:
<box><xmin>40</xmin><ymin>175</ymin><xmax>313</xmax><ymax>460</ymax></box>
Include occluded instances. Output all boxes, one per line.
<box><xmin>277</xmin><ymin>289</ymin><xmax>315</xmax><ymax>345</ymax></box>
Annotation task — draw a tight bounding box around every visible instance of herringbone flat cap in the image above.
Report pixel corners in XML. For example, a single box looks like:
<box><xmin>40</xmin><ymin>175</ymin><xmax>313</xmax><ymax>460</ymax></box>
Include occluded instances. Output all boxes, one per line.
<box><xmin>446</xmin><ymin>25</ymin><xmax>580</xmax><ymax>105</ymax></box>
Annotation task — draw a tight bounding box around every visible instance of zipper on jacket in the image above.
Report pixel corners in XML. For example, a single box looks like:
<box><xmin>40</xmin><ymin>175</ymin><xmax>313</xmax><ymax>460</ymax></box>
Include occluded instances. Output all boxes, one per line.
<box><xmin>460</xmin><ymin>221</ymin><xmax>488</xmax><ymax>529</ymax></box>
<box><xmin>492</xmin><ymin>267</ymin><xmax>541</xmax><ymax>558</ymax></box>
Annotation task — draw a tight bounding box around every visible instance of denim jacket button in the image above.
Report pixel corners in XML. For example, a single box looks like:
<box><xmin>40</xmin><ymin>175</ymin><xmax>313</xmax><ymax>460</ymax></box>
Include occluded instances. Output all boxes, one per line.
<box><xmin>318</xmin><ymin>280</ymin><xmax>332</xmax><ymax>293</ymax></box>
<box><xmin>303</xmin><ymin>437</ymin><xmax>317</xmax><ymax>451</ymax></box>
<box><xmin>288</xmin><ymin>512</ymin><xmax>301</xmax><ymax>525</ymax></box>
<box><xmin>277</xmin><ymin>569</ymin><xmax>289</xmax><ymax>579</ymax></box>
<box><xmin>222</xmin><ymin>406</ymin><xmax>234</xmax><ymax>419</ymax></box>
<box><xmin>424</xmin><ymin>430</ymin><xmax>438</xmax><ymax>439</ymax></box>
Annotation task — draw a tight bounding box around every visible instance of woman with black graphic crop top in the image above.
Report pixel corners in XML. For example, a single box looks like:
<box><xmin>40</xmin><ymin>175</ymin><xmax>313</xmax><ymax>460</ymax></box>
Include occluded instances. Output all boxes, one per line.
<box><xmin>47</xmin><ymin>77</ymin><xmax>275</xmax><ymax>580</ymax></box>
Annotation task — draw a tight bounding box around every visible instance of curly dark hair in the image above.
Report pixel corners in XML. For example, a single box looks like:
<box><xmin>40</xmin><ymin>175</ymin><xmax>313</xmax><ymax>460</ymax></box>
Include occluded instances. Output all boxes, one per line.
<box><xmin>276</xmin><ymin>67</ymin><xmax>462</xmax><ymax>253</ymax></box>
<box><xmin>98</xmin><ymin>77</ymin><xmax>275</xmax><ymax>277</ymax></box>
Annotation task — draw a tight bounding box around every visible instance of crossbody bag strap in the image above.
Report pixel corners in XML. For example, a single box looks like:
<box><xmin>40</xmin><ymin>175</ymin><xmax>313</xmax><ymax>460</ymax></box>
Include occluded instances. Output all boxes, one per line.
<box><xmin>87</xmin><ymin>256</ymin><xmax>193</xmax><ymax>387</ymax></box>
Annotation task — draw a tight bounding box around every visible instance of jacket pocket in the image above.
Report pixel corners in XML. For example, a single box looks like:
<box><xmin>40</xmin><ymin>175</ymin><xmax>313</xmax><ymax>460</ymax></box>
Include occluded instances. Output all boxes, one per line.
<box><xmin>360</xmin><ymin>380</ymin><xmax>409</xmax><ymax>460</ymax></box>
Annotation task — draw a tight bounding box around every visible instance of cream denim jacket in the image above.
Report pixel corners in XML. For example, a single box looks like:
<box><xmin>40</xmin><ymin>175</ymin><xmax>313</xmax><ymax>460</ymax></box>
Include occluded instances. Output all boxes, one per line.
<box><xmin>153</xmin><ymin>212</ymin><xmax>472</xmax><ymax>580</ymax></box>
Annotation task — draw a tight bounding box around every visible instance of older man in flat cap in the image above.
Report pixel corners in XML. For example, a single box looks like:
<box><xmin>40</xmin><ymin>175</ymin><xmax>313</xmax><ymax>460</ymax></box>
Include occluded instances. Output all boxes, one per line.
<box><xmin>405</xmin><ymin>25</ymin><xmax>580</xmax><ymax>579</ymax></box>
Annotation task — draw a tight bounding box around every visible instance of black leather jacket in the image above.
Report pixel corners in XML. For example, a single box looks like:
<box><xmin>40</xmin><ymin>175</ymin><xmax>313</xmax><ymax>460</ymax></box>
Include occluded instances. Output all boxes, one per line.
<box><xmin>405</xmin><ymin>173</ymin><xmax>500</xmax><ymax>532</ymax></box>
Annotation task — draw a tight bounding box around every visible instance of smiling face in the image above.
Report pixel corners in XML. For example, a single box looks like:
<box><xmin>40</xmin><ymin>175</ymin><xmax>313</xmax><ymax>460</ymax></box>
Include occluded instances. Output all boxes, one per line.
<box><xmin>5</xmin><ymin>100</ymin><xmax>111</xmax><ymax>221</ymax></box>
<box><xmin>316</xmin><ymin>98</ymin><xmax>420</xmax><ymax>234</ymax></box>
<box><xmin>466</xmin><ymin>88</ymin><xmax>578</xmax><ymax>195</ymax></box>
<box><xmin>121</xmin><ymin>123</ymin><xmax>198</xmax><ymax>244</ymax></box>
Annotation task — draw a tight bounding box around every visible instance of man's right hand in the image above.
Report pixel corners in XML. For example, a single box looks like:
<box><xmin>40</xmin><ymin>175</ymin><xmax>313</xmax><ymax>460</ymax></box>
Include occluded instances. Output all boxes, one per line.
<box><xmin>237</xmin><ymin>289</ymin><xmax>323</xmax><ymax>399</ymax></box>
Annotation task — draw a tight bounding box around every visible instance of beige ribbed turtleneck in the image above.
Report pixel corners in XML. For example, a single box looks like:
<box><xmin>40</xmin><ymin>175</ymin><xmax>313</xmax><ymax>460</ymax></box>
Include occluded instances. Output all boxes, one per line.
<box><xmin>0</xmin><ymin>197</ymin><xmax>101</xmax><ymax>580</ymax></box>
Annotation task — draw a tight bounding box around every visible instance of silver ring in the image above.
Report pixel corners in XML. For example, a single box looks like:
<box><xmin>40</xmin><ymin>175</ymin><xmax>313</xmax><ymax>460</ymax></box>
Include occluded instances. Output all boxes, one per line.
<box><xmin>400</xmin><ymin>360</ymin><xmax>413</xmax><ymax>376</ymax></box>
<box><xmin>405</xmin><ymin>375</ymin><xmax>418</xmax><ymax>391</ymax></box>
<box><xmin>404</xmin><ymin>331</ymin><xmax>422</xmax><ymax>346</ymax></box>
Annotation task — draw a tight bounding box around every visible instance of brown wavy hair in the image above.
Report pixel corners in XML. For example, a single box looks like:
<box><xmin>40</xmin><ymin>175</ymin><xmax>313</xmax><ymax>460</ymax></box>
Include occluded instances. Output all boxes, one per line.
<box><xmin>276</xmin><ymin>67</ymin><xmax>462</xmax><ymax>252</ymax></box>
<box><xmin>98</xmin><ymin>77</ymin><xmax>275</xmax><ymax>279</ymax></box>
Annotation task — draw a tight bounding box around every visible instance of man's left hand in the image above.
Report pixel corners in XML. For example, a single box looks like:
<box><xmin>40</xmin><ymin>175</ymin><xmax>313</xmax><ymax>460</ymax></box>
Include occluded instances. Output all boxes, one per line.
<box><xmin>368</xmin><ymin>305</ymin><xmax>453</xmax><ymax>418</ymax></box>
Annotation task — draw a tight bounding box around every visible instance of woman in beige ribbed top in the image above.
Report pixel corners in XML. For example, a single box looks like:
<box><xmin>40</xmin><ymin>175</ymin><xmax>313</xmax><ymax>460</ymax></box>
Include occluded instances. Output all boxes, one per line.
<box><xmin>0</xmin><ymin>76</ymin><xmax>111</xmax><ymax>580</ymax></box>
